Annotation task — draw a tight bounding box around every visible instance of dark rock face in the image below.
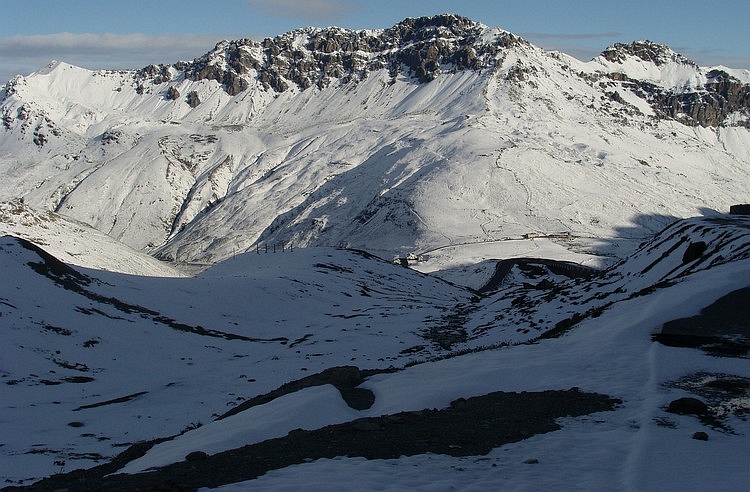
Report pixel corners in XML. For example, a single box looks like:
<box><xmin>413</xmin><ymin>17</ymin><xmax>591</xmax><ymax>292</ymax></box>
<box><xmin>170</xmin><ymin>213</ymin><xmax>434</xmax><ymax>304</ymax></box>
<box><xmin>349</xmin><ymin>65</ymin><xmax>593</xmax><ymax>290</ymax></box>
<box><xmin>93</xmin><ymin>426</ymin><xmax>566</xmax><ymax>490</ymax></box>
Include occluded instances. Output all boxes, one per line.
<box><xmin>730</xmin><ymin>204</ymin><xmax>750</xmax><ymax>215</ymax></box>
<box><xmin>602</xmin><ymin>72</ymin><xmax>750</xmax><ymax>127</ymax></box>
<box><xmin>165</xmin><ymin>86</ymin><xmax>180</xmax><ymax>101</ymax></box>
<box><xmin>125</xmin><ymin>16</ymin><xmax>750</xmax><ymax>128</ymax></box>
<box><xmin>682</xmin><ymin>241</ymin><xmax>707</xmax><ymax>264</ymax></box>
<box><xmin>601</xmin><ymin>43</ymin><xmax>750</xmax><ymax>127</ymax></box>
<box><xmin>692</xmin><ymin>431</ymin><xmax>709</xmax><ymax>441</ymax></box>
<box><xmin>652</xmin><ymin>71</ymin><xmax>750</xmax><ymax>127</ymax></box>
<box><xmin>19</xmin><ymin>389</ymin><xmax>619</xmax><ymax>492</ymax></box>
<box><xmin>601</xmin><ymin>40</ymin><xmax>695</xmax><ymax>67</ymax></box>
<box><xmin>137</xmin><ymin>64</ymin><xmax>173</xmax><ymax>85</ymax></box>
<box><xmin>101</xmin><ymin>129</ymin><xmax>123</xmax><ymax>145</ymax></box>
<box><xmin>186</xmin><ymin>90</ymin><xmax>201</xmax><ymax>108</ymax></box>
<box><xmin>655</xmin><ymin>287</ymin><xmax>750</xmax><ymax>357</ymax></box>
<box><xmin>666</xmin><ymin>397</ymin><xmax>709</xmax><ymax>416</ymax></box>
<box><xmin>177</xmin><ymin>14</ymin><xmax>519</xmax><ymax>94</ymax></box>
<box><xmin>185</xmin><ymin>451</ymin><xmax>208</xmax><ymax>461</ymax></box>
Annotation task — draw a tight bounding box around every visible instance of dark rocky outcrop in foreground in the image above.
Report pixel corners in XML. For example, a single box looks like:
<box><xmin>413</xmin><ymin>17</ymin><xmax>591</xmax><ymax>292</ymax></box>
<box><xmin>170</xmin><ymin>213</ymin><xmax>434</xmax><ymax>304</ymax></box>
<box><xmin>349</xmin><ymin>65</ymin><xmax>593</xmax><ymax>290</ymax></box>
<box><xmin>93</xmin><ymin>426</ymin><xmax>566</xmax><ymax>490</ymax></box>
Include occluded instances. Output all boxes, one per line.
<box><xmin>5</xmin><ymin>389</ymin><xmax>619</xmax><ymax>492</ymax></box>
<box><xmin>654</xmin><ymin>287</ymin><xmax>750</xmax><ymax>356</ymax></box>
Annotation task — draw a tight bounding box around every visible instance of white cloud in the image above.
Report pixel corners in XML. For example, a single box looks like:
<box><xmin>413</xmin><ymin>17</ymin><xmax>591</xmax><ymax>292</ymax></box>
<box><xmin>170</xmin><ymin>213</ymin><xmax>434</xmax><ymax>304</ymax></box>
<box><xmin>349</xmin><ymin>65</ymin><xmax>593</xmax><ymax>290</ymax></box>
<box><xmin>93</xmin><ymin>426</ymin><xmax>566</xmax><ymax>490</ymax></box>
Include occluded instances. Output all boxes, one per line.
<box><xmin>0</xmin><ymin>33</ymin><xmax>235</xmax><ymax>82</ymax></box>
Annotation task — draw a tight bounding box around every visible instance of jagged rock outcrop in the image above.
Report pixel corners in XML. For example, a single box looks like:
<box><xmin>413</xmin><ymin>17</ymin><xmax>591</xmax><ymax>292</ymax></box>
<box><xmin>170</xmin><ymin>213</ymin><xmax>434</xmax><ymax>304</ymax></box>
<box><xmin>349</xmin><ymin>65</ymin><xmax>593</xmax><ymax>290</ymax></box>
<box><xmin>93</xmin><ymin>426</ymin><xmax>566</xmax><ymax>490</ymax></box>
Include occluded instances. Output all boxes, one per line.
<box><xmin>165</xmin><ymin>86</ymin><xmax>180</xmax><ymax>101</ymax></box>
<box><xmin>186</xmin><ymin>90</ymin><xmax>201</xmax><ymax>108</ymax></box>
<box><xmin>138</xmin><ymin>64</ymin><xmax>174</xmax><ymax>84</ymax></box>
<box><xmin>607</xmin><ymin>70</ymin><xmax>750</xmax><ymax>127</ymax></box>
<box><xmin>601</xmin><ymin>40</ymin><xmax>696</xmax><ymax>67</ymax></box>
<box><xmin>599</xmin><ymin>41</ymin><xmax>750</xmax><ymax>127</ymax></box>
<box><xmin>112</xmin><ymin>17</ymin><xmax>750</xmax><ymax>128</ymax></box>
<box><xmin>178</xmin><ymin>14</ymin><xmax>520</xmax><ymax>93</ymax></box>
<box><xmin>646</xmin><ymin>69</ymin><xmax>750</xmax><ymax>127</ymax></box>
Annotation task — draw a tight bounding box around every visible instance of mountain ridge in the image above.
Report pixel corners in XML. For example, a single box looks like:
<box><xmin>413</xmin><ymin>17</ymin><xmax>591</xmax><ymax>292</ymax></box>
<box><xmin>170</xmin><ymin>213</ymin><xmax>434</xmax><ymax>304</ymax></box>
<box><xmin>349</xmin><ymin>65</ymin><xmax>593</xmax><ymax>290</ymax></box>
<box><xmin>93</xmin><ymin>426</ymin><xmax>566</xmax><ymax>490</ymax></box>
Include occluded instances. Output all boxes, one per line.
<box><xmin>1</xmin><ymin>14</ymin><xmax>749</xmax><ymax>266</ymax></box>
<box><xmin>2</xmin><ymin>15</ymin><xmax>750</xmax><ymax>488</ymax></box>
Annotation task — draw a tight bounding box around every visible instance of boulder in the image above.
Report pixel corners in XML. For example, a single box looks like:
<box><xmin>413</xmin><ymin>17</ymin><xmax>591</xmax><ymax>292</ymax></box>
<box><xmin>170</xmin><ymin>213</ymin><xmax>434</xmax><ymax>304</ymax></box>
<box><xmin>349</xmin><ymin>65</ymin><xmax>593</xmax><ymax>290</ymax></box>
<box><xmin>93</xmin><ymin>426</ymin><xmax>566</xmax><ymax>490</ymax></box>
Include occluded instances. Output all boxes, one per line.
<box><xmin>185</xmin><ymin>451</ymin><xmax>208</xmax><ymax>461</ymax></box>
<box><xmin>692</xmin><ymin>431</ymin><xmax>709</xmax><ymax>441</ymax></box>
<box><xmin>666</xmin><ymin>397</ymin><xmax>709</xmax><ymax>416</ymax></box>
<box><xmin>682</xmin><ymin>241</ymin><xmax>707</xmax><ymax>264</ymax></box>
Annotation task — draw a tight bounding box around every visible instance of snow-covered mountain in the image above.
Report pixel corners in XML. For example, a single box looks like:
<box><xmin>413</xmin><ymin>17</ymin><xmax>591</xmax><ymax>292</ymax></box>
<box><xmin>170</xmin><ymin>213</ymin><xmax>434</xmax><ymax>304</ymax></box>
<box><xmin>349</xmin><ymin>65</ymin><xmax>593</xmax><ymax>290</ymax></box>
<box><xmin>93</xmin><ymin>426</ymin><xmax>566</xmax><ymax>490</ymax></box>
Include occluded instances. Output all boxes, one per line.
<box><xmin>2</xmin><ymin>14</ymin><xmax>750</xmax><ymax>490</ymax></box>
<box><xmin>1</xmin><ymin>14</ymin><xmax>749</xmax><ymax>267</ymax></box>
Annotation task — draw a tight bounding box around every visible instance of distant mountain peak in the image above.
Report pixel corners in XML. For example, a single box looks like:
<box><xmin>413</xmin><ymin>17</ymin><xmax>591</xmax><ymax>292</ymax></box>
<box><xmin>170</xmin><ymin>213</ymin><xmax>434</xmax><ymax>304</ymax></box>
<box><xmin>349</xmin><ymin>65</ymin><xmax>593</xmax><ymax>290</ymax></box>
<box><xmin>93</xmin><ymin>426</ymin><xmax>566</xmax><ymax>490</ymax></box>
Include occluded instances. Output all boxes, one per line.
<box><xmin>160</xmin><ymin>14</ymin><xmax>523</xmax><ymax>95</ymax></box>
<box><xmin>2</xmin><ymin>15</ymin><xmax>750</xmax><ymax>265</ymax></box>
<box><xmin>600</xmin><ymin>40</ymin><xmax>696</xmax><ymax>67</ymax></box>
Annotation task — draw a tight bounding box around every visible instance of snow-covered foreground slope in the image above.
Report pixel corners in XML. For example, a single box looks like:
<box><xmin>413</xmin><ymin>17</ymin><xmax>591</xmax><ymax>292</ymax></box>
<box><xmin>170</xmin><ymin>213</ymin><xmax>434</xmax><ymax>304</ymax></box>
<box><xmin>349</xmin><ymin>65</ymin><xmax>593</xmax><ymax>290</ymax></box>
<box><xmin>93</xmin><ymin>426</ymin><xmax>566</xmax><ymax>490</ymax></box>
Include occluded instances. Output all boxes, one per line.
<box><xmin>2</xmin><ymin>215</ymin><xmax>749</xmax><ymax>490</ymax></box>
<box><xmin>1</xmin><ymin>16</ymin><xmax>748</xmax><ymax>266</ymax></box>
<box><xmin>0</xmin><ymin>236</ymin><xmax>472</xmax><ymax>484</ymax></box>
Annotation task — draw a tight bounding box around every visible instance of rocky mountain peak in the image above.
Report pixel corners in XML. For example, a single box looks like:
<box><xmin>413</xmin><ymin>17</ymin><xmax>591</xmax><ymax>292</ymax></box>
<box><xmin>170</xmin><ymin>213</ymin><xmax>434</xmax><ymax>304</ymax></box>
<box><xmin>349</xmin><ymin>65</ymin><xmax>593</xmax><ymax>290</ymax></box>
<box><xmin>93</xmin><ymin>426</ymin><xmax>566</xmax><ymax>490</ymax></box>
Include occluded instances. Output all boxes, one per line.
<box><xmin>165</xmin><ymin>14</ymin><xmax>521</xmax><ymax>95</ymax></box>
<box><xmin>600</xmin><ymin>40</ymin><xmax>696</xmax><ymax>67</ymax></box>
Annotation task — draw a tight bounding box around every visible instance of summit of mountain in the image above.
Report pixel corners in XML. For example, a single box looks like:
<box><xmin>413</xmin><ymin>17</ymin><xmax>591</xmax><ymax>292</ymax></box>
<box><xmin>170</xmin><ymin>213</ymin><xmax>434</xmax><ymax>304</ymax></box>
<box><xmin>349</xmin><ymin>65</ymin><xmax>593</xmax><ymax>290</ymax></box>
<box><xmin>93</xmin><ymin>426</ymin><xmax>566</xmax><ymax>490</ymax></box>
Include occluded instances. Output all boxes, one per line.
<box><xmin>1</xmin><ymin>14</ymin><xmax>749</xmax><ymax>267</ymax></box>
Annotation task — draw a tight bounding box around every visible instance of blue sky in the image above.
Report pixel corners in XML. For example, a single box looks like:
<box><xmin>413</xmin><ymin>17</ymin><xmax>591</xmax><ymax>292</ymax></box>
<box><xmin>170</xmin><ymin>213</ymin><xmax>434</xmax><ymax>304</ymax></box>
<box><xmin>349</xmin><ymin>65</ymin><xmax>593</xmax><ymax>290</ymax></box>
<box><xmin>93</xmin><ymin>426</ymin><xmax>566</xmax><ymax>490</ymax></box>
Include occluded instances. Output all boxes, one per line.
<box><xmin>1</xmin><ymin>0</ymin><xmax>748</xmax><ymax>83</ymax></box>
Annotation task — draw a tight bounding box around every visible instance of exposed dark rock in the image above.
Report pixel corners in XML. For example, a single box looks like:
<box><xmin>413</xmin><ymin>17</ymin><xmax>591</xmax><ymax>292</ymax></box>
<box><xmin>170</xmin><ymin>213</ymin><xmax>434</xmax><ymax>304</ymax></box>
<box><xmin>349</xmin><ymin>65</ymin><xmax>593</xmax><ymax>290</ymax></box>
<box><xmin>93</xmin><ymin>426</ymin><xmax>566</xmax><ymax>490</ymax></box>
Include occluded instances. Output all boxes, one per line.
<box><xmin>605</xmin><ymin>70</ymin><xmax>750</xmax><ymax>127</ymax></box>
<box><xmin>730</xmin><ymin>204</ymin><xmax>750</xmax><ymax>215</ymax></box>
<box><xmin>705</xmin><ymin>376</ymin><xmax>750</xmax><ymax>395</ymax></box>
<box><xmin>666</xmin><ymin>397</ymin><xmax>709</xmax><ymax>416</ymax></box>
<box><xmin>692</xmin><ymin>431</ymin><xmax>709</xmax><ymax>441</ymax></box>
<box><xmin>122</xmin><ymin>17</ymin><xmax>750</xmax><ymax>128</ymax></box>
<box><xmin>217</xmin><ymin>365</ymin><xmax>376</xmax><ymax>419</ymax></box>
<box><xmin>13</xmin><ymin>389</ymin><xmax>620</xmax><ymax>492</ymax></box>
<box><xmin>101</xmin><ymin>129</ymin><xmax>123</xmax><ymax>145</ymax></box>
<box><xmin>339</xmin><ymin>386</ymin><xmax>376</xmax><ymax>410</ymax></box>
<box><xmin>654</xmin><ymin>287</ymin><xmax>750</xmax><ymax>356</ymax></box>
<box><xmin>223</xmin><ymin>70</ymin><xmax>250</xmax><ymax>95</ymax></box>
<box><xmin>601</xmin><ymin>40</ymin><xmax>695</xmax><ymax>67</ymax></box>
<box><xmin>598</xmin><ymin>42</ymin><xmax>750</xmax><ymax>127</ymax></box>
<box><xmin>16</xmin><ymin>237</ymin><xmax>92</xmax><ymax>289</ymax></box>
<box><xmin>185</xmin><ymin>451</ymin><xmax>208</xmax><ymax>461</ymax></box>
<box><xmin>165</xmin><ymin>86</ymin><xmax>180</xmax><ymax>101</ymax></box>
<box><xmin>179</xmin><ymin>14</ymin><xmax>519</xmax><ymax>94</ymax></box>
<box><xmin>682</xmin><ymin>241</ymin><xmax>707</xmax><ymax>264</ymax></box>
<box><xmin>137</xmin><ymin>64</ymin><xmax>173</xmax><ymax>85</ymax></box>
<box><xmin>185</xmin><ymin>91</ymin><xmax>201</xmax><ymax>108</ymax></box>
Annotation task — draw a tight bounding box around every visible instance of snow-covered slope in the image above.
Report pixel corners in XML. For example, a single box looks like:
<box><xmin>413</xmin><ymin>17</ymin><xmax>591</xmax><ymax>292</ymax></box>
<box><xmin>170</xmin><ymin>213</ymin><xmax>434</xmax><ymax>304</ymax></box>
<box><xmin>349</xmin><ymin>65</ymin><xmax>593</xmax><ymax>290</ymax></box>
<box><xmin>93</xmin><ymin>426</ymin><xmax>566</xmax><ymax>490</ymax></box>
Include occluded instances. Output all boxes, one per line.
<box><xmin>1</xmin><ymin>14</ymin><xmax>750</xmax><ymax>489</ymax></box>
<box><xmin>0</xmin><ymin>200</ymin><xmax>184</xmax><ymax>277</ymax></box>
<box><xmin>1</xmin><ymin>15</ymin><xmax>748</xmax><ymax>268</ymax></box>
<box><xmin>0</xmin><ymin>235</ymin><xmax>472</xmax><ymax>484</ymax></box>
<box><xmin>1</xmin><ymin>215</ymin><xmax>748</xmax><ymax>490</ymax></box>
